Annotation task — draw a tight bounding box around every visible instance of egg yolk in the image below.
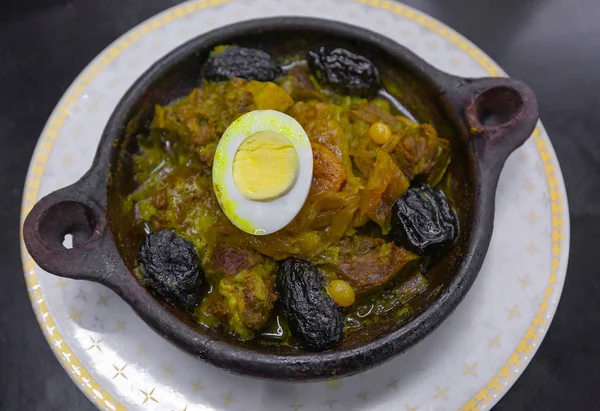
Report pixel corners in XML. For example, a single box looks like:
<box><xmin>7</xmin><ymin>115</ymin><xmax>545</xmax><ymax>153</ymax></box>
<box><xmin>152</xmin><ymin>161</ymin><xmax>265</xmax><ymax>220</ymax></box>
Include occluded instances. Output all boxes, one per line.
<box><xmin>232</xmin><ymin>131</ymin><xmax>299</xmax><ymax>201</ymax></box>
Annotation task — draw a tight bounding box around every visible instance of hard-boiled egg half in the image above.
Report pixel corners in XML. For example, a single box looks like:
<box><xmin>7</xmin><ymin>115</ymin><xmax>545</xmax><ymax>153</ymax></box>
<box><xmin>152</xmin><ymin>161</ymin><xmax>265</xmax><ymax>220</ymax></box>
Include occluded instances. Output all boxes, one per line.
<box><xmin>212</xmin><ymin>110</ymin><xmax>313</xmax><ymax>235</ymax></box>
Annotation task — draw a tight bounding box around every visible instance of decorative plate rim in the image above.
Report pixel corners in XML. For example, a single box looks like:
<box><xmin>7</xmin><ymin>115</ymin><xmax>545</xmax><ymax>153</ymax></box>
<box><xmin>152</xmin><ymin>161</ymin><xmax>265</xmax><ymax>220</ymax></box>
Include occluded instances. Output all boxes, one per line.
<box><xmin>19</xmin><ymin>0</ymin><xmax>570</xmax><ymax>410</ymax></box>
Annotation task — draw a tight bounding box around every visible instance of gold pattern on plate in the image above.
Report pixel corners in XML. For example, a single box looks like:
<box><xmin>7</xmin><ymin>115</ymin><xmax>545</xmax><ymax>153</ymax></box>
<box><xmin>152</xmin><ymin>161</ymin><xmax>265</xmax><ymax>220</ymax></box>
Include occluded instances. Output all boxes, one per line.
<box><xmin>488</xmin><ymin>335</ymin><xmax>501</xmax><ymax>349</ymax></box>
<box><xmin>507</xmin><ymin>305</ymin><xmax>521</xmax><ymax>320</ymax></box>
<box><xmin>61</xmin><ymin>154</ymin><xmax>73</xmax><ymax>167</ymax></box>
<box><xmin>112</xmin><ymin>364</ymin><xmax>128</xmax><ymax>380</ymax></box>
<box><xmin>433</xmin><ymin>386</ymin><xmax>449</xmax><ymax>401</ymax></box>
<box><xmin>405</xmin><ymin>405</ymin><xmax>419</xmax><ymax>411</ymax></box>
<box><xmin>96</xmin><ymin>294</ymin><xmax>109</xmax><ymax>306</ymax></box>
<box><xmin>140</xmin><ymin>387</ymin><xmax>159</xmax><ymax>404</ymax></box>
<box><xmin>68</xmin><ymin>308</ymin><xmax>83</xmax><ymax>324</ymax></box>
<box><xmin>114</xmin><ymin>320</ymin><xmax>127</xmax><ymax>332</ymax></box>
<box><xmin>222</xmin><ymin>392</ymin><xmax>235</xmax><ymax>407</ymax></box>
<box><xmin>528</xmin><ymin>209</ymin><xmax>540</xmax><ymax>225</ymax></box>
<box><xmin>356</xmin><ymin>392</ymin><xmax>368</xmax><ymax>401</ymax></box>
<box><xmin>53</xmin><ymin>278</ymin><xmax>69</xmax><ymax>293</ymax></box>
<box><xmin>525</xmin><ymin>243</ymin><xmax>538</xmax><ymax>255</ymax></box>
<box><xmin>518</xmin><ymin>151</ymin><xmax>528</xmax><ymax>163</ymax></box>
<box><xmin>523</xmin><ymin>179</ymin><xmax>535</xmax><ymax>194</ymax></box>
<box><xmin>325</xmin><ymin>380</ymin><xmax>341</xmax><ymax>389</ymax></box>
<box><xmin>375</xmin><ymin>18</ymin><xmax>387</xmax><ymax>27</ymax></box>
<box><xmin>86</xmin><ymin>336</ymin><xmax>103</xmax><ymax>353</ymax></box>
<box><xmin>508</xmin><ymin>352</ymin><xmax>525</xmax><ymax>372</ymax></box>
<box><xmin>519</xmin><ymin>274</ymin><xmax>532</xmax><ymax>290</ymax></box>
<box><xmin>191</xmin><ymin>381</ymin><xmax>204</xmax><ymax>392</ymax></box>
<box><xmin>463</xmin><ymin>362</ymin><xmax>478</xmax><ymax>376</ymax></box>
<box><xmin>161</xmin><ymin>364</ymin><xmax>175</xmax><ymax>376</ymax></box>
<box><xmin>136</xmin><ymin>343</ymin><xmax>147</xmax><ymax>356</ymax></box>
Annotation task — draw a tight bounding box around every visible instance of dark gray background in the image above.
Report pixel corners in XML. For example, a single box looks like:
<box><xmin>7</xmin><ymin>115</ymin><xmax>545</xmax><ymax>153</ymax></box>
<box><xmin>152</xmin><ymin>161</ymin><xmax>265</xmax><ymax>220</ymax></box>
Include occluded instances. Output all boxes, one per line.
<box><xmin>1</xmin><ymin>0</ymin><xmax>598</xmax><ymax>410</ymax></box>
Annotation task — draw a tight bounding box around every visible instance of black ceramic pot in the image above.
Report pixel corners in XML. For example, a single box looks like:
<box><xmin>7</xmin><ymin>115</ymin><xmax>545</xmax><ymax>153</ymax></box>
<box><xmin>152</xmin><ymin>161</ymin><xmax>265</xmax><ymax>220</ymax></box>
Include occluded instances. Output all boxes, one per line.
<box><xmin>23</xmin><ymin>17</ymin><xmax>538</xmax><ymax>381</ymax></box>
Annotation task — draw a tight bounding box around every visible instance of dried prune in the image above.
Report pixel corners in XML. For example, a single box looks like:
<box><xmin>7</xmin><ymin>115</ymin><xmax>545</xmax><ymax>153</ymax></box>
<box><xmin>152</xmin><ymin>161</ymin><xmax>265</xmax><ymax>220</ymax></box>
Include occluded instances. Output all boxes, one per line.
<box><xmin>203</xmin><ymin>46</ymin><xmax>283</xmax><ymax>82</ymax></box>
<box><xmin>276</xmin><ymin>258</ymin><xmax>344</xmax><ymax>351</ymax></box>
<box><xmin>307</xmin><ymin>47</ymin><xmax>380</xmax><ymax>98</ymax></box>
<box><xmin>138</xmin><ymin>230</ymin><xmax>203</xmax><ymax>309</ymax></box>
<box><xmin>391</xmin><ymin>185</ymin><xmax>458</xmax><ymax>255</ymax></box>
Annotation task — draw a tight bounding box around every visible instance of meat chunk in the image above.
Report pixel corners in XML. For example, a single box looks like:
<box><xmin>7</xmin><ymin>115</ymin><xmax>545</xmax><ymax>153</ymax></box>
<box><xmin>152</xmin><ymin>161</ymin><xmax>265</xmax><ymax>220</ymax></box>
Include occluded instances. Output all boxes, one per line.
<box><xmin>204</xmin><ymin>242</ymin><xmax>264</xmax><ymax>277</ymax></box>
<box><xmin>338</xmin><ymin>240</ymin><xmax>418</xmax><ymax>295</ymax></box>
<box><xmin>310</xmin><ymin>142</ymin><xmax>347</xmax><ymax>196</ymax></box>
<box><xmin>197</xmin><ymin>291</ymin><xmax>230</xmax><ymax>324</ymax></box>
<box><xmin>219</xmin><ymin>262</ymin><xmax>277</xmax><ymax>340</ymax></box>
<box><xmin>391</xmin><ymin>123</ymin><xmax>451</xmax><ymax>184</ymax></box>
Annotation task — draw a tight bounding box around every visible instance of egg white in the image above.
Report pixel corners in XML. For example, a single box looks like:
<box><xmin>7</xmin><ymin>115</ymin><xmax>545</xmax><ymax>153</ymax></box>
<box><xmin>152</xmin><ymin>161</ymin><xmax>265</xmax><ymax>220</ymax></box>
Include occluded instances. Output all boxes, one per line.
<box><xmin>212</xmin><ymin>110</ymin><xmax>313</xmax><ymax>235</ymax></box>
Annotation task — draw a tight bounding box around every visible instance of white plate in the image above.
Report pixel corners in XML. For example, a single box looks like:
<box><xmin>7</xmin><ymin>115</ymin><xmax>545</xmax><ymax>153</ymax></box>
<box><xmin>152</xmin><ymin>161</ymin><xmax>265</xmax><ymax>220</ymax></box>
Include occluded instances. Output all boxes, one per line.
<box><xmin>20</xmin><ymin>0</ymin><xmax>570</xmax><ymax>410</ymax></box>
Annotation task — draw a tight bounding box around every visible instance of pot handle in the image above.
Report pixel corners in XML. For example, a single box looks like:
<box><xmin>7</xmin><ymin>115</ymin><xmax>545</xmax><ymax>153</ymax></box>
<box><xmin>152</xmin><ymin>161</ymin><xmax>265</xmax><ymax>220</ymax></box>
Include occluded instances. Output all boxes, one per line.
<box><xmin>22</xmin><ymin>178</ymin><xmax>115</xmax><ymax>283</ymax></box>
<box><xmin>440</xmin><ymin>76</ymin><xmax>539</xmax><ymax>174</ymax></box>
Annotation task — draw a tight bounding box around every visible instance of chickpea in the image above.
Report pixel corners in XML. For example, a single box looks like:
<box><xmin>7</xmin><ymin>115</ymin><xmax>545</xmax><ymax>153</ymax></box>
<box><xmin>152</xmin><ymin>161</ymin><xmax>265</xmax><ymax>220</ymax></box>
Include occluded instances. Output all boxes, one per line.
<box><xmin>369</xmin><ymin>122</ymin><xmax>392</xmax><ymax>144</ymax></box>
<box><xmin>327</xmin><ymin>280</ymin><xmax>356</xmax><ymax>307</ymax></box>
